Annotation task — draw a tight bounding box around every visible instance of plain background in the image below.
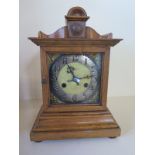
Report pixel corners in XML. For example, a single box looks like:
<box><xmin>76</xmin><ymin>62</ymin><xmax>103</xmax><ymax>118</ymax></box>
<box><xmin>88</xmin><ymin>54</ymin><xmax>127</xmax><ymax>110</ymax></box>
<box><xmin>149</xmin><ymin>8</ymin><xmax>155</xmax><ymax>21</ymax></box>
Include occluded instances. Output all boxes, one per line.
<box><xmin>19</xmin><ymin>0</ymin><xmax>134</xmax><ymax>101</ymax></box>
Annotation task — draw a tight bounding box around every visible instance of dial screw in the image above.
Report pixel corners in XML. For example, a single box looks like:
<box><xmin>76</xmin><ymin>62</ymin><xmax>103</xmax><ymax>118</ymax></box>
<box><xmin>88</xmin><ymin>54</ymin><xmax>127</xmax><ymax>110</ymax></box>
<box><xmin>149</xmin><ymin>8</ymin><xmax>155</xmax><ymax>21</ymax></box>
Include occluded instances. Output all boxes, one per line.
<box><xmin>84</xmin><ymin>83</ymin><xmax>88</xmax><ymax>87</ymax></box>
<box><xmin>61</xmin><ymin>83</ymin><xmax>67</xmax><ymax>88</ymax></box>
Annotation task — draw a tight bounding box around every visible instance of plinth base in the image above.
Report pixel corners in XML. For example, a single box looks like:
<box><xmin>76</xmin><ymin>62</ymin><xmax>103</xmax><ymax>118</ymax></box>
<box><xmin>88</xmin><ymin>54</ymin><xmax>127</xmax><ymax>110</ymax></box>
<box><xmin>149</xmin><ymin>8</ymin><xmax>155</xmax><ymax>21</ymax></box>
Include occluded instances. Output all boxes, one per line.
<box><xmin>30</xmin><ymin>106</ymin><xmax>121</xmax><ymax>141</ymax></box>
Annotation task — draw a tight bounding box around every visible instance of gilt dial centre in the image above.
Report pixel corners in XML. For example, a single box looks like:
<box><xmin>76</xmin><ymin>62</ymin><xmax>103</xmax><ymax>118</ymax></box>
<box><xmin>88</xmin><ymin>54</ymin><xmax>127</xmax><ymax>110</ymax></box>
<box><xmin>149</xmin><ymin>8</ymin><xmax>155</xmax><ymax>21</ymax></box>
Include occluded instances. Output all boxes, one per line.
<box><xmin>58</xmin><ymin>62</ymin><xmax>91</xmax><ymax>95</ymax></box>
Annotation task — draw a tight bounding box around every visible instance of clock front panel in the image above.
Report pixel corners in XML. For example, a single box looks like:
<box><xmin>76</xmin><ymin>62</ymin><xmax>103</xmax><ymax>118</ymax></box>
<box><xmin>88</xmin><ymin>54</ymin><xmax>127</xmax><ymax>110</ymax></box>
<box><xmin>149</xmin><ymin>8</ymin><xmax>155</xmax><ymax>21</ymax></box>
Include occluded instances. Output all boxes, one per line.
<box><xmin>47</xmin><ymin>53</ymin><xmax>103</xmax><ymax>105</ymax></box>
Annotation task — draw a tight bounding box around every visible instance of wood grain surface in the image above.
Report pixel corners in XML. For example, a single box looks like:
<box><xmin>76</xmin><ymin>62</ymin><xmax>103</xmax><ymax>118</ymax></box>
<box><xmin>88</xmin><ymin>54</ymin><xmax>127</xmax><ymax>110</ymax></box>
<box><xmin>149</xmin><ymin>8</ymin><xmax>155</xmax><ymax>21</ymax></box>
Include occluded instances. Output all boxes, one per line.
<box><xmin>29</xmin><ymin>7</ymin><xmax>122</xmax><ymax>141</ymax></box>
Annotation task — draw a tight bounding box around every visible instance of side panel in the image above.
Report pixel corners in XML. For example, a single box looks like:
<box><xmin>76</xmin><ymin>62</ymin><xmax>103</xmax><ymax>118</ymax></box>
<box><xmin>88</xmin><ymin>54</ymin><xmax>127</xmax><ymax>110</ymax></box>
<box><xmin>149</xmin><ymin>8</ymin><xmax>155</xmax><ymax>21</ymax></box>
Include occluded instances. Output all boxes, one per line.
<box><xmin>40</xmin><ymin>48</ymin><xmax>50</xmax><ymax>109</ymax></box>
<box><xmin>100</xmin><ymin>47</ymin><xmax>110</xmax><ymax>108</ymax></box>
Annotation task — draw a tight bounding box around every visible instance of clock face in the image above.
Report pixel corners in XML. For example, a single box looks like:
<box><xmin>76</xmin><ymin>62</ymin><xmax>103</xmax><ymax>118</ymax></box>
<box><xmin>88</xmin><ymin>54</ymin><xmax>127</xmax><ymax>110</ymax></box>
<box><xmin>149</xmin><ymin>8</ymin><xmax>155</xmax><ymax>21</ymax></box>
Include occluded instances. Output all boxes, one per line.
<box><xmin>48</xmin><ymin>54</ymin><xmax>103</xmax><ymax>104</ymax></box>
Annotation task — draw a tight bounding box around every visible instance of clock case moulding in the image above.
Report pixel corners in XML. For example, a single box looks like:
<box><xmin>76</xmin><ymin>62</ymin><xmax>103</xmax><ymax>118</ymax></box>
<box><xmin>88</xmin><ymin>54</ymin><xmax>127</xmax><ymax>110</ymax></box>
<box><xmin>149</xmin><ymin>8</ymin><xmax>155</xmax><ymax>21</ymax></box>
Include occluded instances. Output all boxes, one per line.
<box><xmin>29</xmin><ymin>6</ymin><xmax>122</xmax><ymax>141</ymax></box>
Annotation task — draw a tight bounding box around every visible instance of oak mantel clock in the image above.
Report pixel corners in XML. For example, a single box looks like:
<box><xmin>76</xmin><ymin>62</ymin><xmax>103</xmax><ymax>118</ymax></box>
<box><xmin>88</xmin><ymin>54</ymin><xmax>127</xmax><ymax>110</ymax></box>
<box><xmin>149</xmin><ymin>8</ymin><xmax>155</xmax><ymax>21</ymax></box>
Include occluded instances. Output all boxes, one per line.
<box><xmin>29</xmin><ymin>7</ymin><xmax>122</xmax><ymax>141</ymax></box>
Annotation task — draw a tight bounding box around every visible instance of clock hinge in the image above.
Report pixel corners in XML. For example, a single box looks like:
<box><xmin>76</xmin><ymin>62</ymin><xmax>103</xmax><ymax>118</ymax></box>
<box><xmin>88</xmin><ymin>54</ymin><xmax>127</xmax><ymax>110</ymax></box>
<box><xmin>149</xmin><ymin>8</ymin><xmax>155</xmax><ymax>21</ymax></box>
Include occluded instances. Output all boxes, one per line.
<box><xmin>41</xmin><ymin>78</ymin><xmax>48</xmax><ymax>84</ymax></box>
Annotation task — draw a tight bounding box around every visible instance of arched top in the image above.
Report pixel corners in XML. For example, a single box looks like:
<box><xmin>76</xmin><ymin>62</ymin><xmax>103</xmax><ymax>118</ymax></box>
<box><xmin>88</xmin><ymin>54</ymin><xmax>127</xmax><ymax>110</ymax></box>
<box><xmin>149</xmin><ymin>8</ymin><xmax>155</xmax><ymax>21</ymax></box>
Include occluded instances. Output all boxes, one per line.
<box><xmin>67</xmin><ymin>6</ymin><xmax>87</xmax><ymax>17</ymax></box>
<box><xmin>37</xmin><ymin>26</ymin><xmax>113</xmax><ymax>39</ymax></box>
<box><xmin>29</xmin><ymin>6</ymin><xmax>122</xmax><ymax>47</ymax></box>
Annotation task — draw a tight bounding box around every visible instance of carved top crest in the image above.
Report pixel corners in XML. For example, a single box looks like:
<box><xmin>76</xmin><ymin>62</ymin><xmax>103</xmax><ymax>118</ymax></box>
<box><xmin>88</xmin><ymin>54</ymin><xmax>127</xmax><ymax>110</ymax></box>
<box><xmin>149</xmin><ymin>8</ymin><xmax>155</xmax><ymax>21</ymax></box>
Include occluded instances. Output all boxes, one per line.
<box><xmin>29</xmin><ymin>6</ymin><xmax>122</xmax><ymax>46</ymax></box>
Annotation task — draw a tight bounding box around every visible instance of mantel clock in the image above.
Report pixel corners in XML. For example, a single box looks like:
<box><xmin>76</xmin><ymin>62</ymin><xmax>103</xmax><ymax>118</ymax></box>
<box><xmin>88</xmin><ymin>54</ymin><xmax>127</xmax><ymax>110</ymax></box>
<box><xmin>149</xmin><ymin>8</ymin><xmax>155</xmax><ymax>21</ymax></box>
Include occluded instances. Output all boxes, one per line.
<box><xmin>29</xmin><ymin>7</ymin><xmax>122</xmax><ymax>141</ymax></box>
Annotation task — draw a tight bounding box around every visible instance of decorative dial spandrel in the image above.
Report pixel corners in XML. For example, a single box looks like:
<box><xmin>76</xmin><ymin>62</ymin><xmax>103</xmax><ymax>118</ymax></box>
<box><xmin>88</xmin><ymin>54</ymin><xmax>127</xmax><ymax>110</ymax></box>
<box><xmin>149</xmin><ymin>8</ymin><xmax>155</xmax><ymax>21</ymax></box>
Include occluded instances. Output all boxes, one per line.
<box><xmin>48</xmin><ymin>53</ymin><xmax>103</xmax><ymax>104</ymax></box>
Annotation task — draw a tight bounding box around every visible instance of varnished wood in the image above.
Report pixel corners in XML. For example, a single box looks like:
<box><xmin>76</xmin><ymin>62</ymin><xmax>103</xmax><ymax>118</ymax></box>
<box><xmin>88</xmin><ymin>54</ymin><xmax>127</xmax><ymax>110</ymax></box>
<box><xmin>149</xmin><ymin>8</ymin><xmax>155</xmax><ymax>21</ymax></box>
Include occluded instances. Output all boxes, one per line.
<box><xmin>29</xmin><ymin>37</ymin><xmax>122</xmax><ymax>47</ymax></box>
<box><xmin>101</xmin><ymin>48</ymin><xmax>111</xmax><ymax>107</ymax></box>
<box><xmin>29</xmin><ymin>7</ymin><xmax>122</xmax><ymax>141</ymax></box>
<box><xmin>66</xmin><ymin>6</ymin><xmax>88</xmax><ymax>19</ymax></box>
<box><xmin>40</xmin><ymin>48</ymin><xmax>49</xmax><ymax>110</ymax></box>
<box><xmin>30</xmin><ymin>107</ymin><xmax>120</xmax><ymax>141</ymax></box>
<box><xmin>31</xmin><ymin>128</ymin><xmax>120</xmax><ymax>141</ymax></box>
<box><xmin>38</xmin><ymin>47</ymin><xmax>110</xmax><ymax>112</ymax></box>
<box><xmin>37</xmin><ymin>26</ymin><xmax>111</xmax><ymax>39</ymax></box>
<box><xmin>65</xmin><ymin>6</ymin><xmax>89</xmax><ymax>38</ymax></box>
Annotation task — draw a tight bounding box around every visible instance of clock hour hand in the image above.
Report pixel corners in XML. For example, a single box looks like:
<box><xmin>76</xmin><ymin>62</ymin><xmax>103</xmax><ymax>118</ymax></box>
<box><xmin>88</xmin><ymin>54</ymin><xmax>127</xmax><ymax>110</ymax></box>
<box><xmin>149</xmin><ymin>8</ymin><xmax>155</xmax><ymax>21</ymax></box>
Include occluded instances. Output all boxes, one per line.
<box><xmin>67</xmin><ymin>64</ymin><xmax>75</xmax><ymax>77</ymax></box>
<box><xmin>67</xmin><ymin>64</ymin><xmax>80</xmax><ymax>85</ymax></box>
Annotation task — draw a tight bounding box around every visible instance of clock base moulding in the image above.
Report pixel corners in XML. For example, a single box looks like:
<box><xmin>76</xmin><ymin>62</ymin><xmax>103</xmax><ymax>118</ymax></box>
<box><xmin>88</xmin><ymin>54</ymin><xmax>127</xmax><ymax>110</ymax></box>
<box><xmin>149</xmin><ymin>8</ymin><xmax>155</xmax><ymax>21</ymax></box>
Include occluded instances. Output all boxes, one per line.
<box><xmin>30</xmin><ymin>106</ymin><xmax>120</xmax><ymax>141</ymax></box>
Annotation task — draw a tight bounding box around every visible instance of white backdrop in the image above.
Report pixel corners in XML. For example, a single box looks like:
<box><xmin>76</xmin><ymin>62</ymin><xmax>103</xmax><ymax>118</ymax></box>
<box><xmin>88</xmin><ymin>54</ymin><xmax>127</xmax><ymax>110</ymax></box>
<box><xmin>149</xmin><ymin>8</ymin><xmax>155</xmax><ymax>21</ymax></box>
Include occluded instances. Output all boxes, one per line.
<box><xmin>19</xmin><ymin>0</ymin><xmax>134</xmax><ymax>101</ymax></box>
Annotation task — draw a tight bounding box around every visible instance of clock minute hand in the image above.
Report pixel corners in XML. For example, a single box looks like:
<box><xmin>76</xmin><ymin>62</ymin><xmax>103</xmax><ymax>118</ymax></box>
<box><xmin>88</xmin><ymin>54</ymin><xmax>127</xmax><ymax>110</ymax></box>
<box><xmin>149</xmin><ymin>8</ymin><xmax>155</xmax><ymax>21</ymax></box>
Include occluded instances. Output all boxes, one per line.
<box><xmin>68</xmin><ymin>75</ymin><xmax>93</xmax><ymax>85</ymax></box>
<box><xmin>67</xmin><ymin>78</ymin><xmax>80</xmax><ymax>85</ymax></box>
<box><xmin>79</xmin><ymin>75</ymin><xmax>93</xmax><ymax>79</ymax></box>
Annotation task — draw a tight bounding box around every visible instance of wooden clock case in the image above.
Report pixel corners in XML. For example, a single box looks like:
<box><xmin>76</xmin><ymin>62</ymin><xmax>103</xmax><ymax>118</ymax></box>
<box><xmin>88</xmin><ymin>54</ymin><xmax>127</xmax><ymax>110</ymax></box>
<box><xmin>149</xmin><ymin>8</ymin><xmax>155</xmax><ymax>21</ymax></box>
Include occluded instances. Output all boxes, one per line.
<box><xmin>29</xmin><ymin>7</ymin><xmax>122</xmax><ymax>141</ymax></box>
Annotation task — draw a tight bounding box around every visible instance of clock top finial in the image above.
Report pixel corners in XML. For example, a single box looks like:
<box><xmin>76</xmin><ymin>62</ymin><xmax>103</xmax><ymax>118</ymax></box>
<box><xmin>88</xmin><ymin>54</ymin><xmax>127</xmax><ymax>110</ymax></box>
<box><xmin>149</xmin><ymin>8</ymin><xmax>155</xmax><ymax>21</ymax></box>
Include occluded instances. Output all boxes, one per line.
<box><xmin>65</xmin><ymin>7</ymin><xmax>89</xmax><ymax>38</ymax></box>
<box><xmin>65</xmin><ymin>6</ymin><xmax>89</xmax><ymax>21</ymax></box>
<box><xmin>67</xmin><ymin>6</ymin><xmax>87</xmax><ymax>16</ymax></box>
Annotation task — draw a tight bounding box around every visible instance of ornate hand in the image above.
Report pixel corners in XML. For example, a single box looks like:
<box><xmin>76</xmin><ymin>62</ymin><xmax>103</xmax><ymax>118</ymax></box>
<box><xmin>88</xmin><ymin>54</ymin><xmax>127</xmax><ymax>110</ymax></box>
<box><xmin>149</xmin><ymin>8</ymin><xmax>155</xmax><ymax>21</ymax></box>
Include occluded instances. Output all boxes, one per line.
<box><xmin>67</xmin><ymin>64</ymin><xmax>93</xmax><ymax>85</ymax></box>
<box><xmin>67</xmin><ymin>64</ymin><xmax>75</xmax><ymax>77</ymax></box>
<box><xmin>67</xmin><ymin>75</ymin><xmax>93</xmax><ymax>85</ymax></box>
<box><xmin>67</xmin><ymin>64</ymin><xmax>79</xmax><ymax>85</ymax></box>
<box><xmin>78</xmin><ymin>75</ymin><xmax>93</xmax><ymax>79</ymax></box>
<box><xmin>68</xmin><ymin>77</ymin><xmax>80</xmax><ymax>85</ymax></box>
